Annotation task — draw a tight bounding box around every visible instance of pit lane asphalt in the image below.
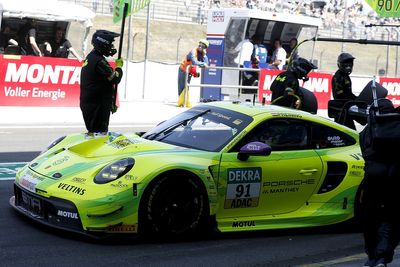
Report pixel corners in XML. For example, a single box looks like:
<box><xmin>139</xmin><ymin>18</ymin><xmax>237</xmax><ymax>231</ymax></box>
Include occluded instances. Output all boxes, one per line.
<box><xmin>0</xmin><ymin>177</ymin><xmax>366</xmax><ymax>267</ymax></box>
<box><xmin>0</xmin><ymin>144</ymin><xmax>368</xmax><ymax>267</ymax></box>
<box><xmin>0</xmin><ymin>125</ymin><xmax>394</xmax><ymax>266</ymax></box>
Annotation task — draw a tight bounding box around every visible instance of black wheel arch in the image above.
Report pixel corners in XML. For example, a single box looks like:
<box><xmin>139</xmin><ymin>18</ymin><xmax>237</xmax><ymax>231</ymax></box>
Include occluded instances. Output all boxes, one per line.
<box><xmin>138</xmin><ymin>169</ymin><xmax>211</xmax><ymax>236</ymax></box>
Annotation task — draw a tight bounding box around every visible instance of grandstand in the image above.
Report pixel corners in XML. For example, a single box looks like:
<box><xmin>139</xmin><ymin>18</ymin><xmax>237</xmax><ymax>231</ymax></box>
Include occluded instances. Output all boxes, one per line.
<box><xmin>60</xmin><ymin>0</ymin><xmax>400</xmax><ymax>76</ymax></box>
<box><xmin>61</xmin><ymin>0</ymin><xmax>399</xmax><ymax>41</ymax></box>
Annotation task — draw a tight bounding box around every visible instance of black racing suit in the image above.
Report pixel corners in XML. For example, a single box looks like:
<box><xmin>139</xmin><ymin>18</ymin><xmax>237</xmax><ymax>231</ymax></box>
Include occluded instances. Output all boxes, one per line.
<box><xmin>331</xmin><ymin>69</ymin><xmax>356</xmax><ymax>100</ymax></box>
<box><xmin>360</xmin><ymin>123</ymin><xmax>400</xmax><ymax>265</ymax></box>
<box><xmin>51</xmin><ymin>38</ymin><xmax>72</xmax><ymax>58</ymax></box>
<box><xmin>80</xmin><ymin>49</ymin><xmax>123</xmax><ymax>133</ymax></box>
<box><xmin>331</xmin><ymin>70</ymin><xmax>357</xmax><ymax>129</ymax></box>
<box><xmin>270</xmin><ymin>71</ymin><xmax>301</xmax><ymax>108</ymax></box>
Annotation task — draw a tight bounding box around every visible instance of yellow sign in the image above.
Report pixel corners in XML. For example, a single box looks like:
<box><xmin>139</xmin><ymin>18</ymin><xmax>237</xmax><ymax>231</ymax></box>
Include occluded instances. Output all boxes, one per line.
<box><xmin>365</xmin><ymin>0</ymin><xmax>400</xmax><ymax>17</ymax></box>
<box><xmin>113</xmin><ymin>0</ymin><xmax>151</xmax><ymax>23</ymax></box>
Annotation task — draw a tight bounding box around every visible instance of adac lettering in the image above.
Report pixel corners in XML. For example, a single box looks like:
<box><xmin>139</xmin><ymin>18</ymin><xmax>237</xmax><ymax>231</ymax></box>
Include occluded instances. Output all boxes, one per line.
<box><xmin>4</xmin><ymin>63</ymin><xmax>81</xmax><ymax>85</ymax></box>
<box><xmin>57</xmin><ymin>210</ymin><xmax>78</xmax><ymax>219</ymax></box>
<box><xmin>230</xmin><ymin>198</ymin><xmax>253</xmax><ymax>208</ymax></box>
<box><xmin>58</xmin><ymin>183</ymin><xmax>86</xmax><ymax>195</ymax></box>
<box><xmin>232</xmin><ymin>221</ymin><xmax>255</xmax><ymax>227</ymax></box>
<box><xmin>228</xmin><ymin>168</ymin><xmax>261</xmax><ymax>183</ymax></box>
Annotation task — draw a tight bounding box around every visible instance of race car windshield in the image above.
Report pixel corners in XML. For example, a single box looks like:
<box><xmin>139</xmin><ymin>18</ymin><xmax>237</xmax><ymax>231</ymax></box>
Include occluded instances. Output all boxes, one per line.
<box><xmin>142</xmin><ymin>106</ymin><xmax>253</xmax><ymax>151</ymax></box>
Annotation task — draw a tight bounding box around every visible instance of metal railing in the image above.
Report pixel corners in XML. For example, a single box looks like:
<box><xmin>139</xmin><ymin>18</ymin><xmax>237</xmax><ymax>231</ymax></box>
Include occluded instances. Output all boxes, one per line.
<box><xmin>183</xmin><ymin>65</ymin><xmax>261</xmax><ymax>107</ymax></box>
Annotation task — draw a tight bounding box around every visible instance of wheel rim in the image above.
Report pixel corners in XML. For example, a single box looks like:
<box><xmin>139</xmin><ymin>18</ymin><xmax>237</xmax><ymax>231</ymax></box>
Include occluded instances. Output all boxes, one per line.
<box><xmin>149</xmin><ymin>178</ymin><xmax>204</xmax><ymax>234</ymax></box>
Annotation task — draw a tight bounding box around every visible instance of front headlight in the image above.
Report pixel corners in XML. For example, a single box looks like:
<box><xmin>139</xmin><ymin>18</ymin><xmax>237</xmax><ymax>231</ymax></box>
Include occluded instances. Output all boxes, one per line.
<box><xmin>94</xmin><ymin>158</ymin><xmax>135</xmax><ymax>184</ymax></box>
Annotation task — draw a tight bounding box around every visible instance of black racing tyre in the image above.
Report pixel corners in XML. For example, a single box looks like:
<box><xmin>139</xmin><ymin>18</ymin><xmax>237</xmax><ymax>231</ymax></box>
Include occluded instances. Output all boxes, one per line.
<box><xmin>140</xmin><ymin>174</ymin><xmax>208</xmax><ymax>238</ymax></box>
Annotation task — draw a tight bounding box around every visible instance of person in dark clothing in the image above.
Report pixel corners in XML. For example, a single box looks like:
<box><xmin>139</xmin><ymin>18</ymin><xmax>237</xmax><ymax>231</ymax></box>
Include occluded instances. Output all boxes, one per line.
<box><xmin>360</xmin><ymin>98</ymin><xmax>400</xmax><ymax>267</ymax></box>
<box><xmin>332</xmin><ymin>52</ymin><xmax>356</xmax><ymax>100</ymax></box>
<box><xmin>270</xmin><ymin>57</ymin><xmax>316</xmax><ymax>109</ymax></box>
<box><xmin>0</xmin><ymin>25</ymin><xmax>13</xmax><ymax>53</ymax></box>
<box><xmin>331</xmin><ymin>53</ymin><xmax>357</xmax><ymax>129</ymax></box>
<box><xmin>80</xmin><ymin>29</ymin><xmax>123</xmax><ymax>135</ymax></box>
<box><xmin>45</xmin><ymin>28</ymin><xmax>82</xmax><ymax>61</ymax></box>
<box><xmin>18</xmin><ymin>19</ymin><xmax>42</xmax><ymax>56</ymax></box>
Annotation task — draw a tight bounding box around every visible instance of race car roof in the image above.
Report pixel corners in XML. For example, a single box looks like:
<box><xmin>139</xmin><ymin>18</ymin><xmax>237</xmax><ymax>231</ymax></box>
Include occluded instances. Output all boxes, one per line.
<box><xmin>202</xmin><ymin>101</ymin><xmax>306</xmax><ymax>117</ymax></box>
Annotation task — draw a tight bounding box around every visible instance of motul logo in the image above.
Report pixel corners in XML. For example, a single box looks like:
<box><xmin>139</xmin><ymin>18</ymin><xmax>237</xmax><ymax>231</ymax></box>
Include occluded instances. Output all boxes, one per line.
<box><xmin>381</xmin><ymin>82</ymin><xmax>400</xmax><ymax>96</ymax></box>
<box><xmin>4</xmin><ymin>63</ymin><xmax>81</xmax><ymax>85</ymax></box>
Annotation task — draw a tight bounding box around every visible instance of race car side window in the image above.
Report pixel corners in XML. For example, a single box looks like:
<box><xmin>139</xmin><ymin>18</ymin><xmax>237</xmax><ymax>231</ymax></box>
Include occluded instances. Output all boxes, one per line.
<box><xmin>310</xmin><ymin>123</ymin><xmax>356</xmax><ymax>149</ymax></box>
<box><xmin>231</xmin><ymin>118</ymin><xmax>311</xmax><ymax>152</ymax></box>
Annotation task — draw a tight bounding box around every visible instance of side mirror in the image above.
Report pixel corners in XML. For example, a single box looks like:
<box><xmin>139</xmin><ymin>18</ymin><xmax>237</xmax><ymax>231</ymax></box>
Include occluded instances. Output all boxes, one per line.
<box><xmin>237</xmin><ymin>141</ymin><xmax>272</xmax><ymax>161</ymax></box>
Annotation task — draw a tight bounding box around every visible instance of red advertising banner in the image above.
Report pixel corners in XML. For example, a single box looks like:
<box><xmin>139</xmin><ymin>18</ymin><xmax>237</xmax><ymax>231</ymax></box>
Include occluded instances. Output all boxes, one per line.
<box><xmin>0</xmin><ymin>55</ymin><xmax>82</xmax><ymax>107</ymax></box>
<box><xmin>258</xmin><ymin>69</ymin><xmax>332</xmax><ymax>109</ymax></box>
<box><xmin>378</xmin><ymin>77</ymin><xmax>400</xmax><ymax>107</ymax></box>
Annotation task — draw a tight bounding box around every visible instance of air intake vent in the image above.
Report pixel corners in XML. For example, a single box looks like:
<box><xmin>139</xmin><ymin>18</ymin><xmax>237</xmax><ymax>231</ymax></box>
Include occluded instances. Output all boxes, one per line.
<box><xmin>318</xmin><ymin>162</ymin><xmax>348</xmax><ymax>194</ymax></box>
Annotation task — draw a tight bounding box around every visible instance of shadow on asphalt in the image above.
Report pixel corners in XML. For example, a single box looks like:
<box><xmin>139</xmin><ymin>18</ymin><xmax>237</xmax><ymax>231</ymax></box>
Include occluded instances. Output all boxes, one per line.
<box><xmin>0</xmin><ymin>151</ymin><xmax>41</xmax><ymax>162</ymax></box>
<box><xmin>8</xmin><ymin>204</ymin><xmax>362</xmax><ymax>247</ymax></box>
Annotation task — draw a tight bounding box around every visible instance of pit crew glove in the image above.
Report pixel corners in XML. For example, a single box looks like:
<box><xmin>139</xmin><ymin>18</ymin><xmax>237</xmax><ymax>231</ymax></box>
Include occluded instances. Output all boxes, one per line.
<box><xmin>111</xmin><ymin>104</ymin><xmax>118</xmax><ymax>114</ymax></box>
<box><xmin>284</xmin><ymin>87</ymin><xmax>295</xmax><ymax>96</ymax></box>
<box><xmin>116</xmin><ymin>58</ymin><xmax>124</xmax><ymax>68</ymax></box>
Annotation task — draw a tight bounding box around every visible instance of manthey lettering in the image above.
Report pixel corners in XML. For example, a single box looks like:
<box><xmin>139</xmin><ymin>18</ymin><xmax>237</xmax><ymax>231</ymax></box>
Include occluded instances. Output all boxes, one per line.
<box><xmin>262</xmin><ymin>178</ymin><xmax>315</xmax><ymax>194</ymax></box>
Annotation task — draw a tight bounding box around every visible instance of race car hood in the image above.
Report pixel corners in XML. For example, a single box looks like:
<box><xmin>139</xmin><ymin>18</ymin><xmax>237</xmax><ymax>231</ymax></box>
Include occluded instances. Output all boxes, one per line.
<box><xmin>26</xmin><ymin>132</ymin><xmax>192</xmax><ymax>180</ymax></box>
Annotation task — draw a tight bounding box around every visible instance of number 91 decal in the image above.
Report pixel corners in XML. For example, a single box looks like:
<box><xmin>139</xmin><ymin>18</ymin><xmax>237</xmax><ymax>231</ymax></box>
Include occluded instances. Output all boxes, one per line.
<box><xmin>224</xmin><ymin>168</ymin><xmax>262</xmax><ymax>209</ymax></box>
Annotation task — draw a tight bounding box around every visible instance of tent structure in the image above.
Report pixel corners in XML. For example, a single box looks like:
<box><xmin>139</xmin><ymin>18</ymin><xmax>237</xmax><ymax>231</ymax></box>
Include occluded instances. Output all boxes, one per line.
<box><xmin>0</xmin><ymin>0</ymin><xmax>95</xmax><ymax>54</ymax></box>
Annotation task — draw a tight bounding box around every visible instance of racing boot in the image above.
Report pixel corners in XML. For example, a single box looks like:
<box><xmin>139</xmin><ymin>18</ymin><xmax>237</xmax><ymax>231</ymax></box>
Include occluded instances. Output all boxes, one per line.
<box><xmin>177</xmin><ymin>90</ymin><xmax>185</xmax><ymax>107</ymax></box>
<box><xmin>185</xmin><ymin>90</ymin><xmax>192</xmax><ymax>108</ymax></box>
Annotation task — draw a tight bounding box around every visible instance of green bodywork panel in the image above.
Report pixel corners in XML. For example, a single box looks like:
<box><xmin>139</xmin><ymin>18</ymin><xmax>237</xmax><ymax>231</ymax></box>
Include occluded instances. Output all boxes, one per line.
<box><xmin>14</xmin><ymin>102</ymin><xmax>364</xmax><ymax>234</ymax></box>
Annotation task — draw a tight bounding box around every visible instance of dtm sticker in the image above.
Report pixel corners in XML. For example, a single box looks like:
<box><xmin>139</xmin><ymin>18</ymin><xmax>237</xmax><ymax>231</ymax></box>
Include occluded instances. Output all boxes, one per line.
<box><xmin>224</xmin><ymin>168</ymin><xmax>261</xmax><ymax>209</ymax></box>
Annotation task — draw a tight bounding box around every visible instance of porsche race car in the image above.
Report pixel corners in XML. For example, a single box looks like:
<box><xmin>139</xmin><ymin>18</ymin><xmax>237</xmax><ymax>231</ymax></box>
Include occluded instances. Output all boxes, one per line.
<box><xmin>10</xmin><ymin>101</ymin><xmax>365</xmax><ymax>237</ymax></box>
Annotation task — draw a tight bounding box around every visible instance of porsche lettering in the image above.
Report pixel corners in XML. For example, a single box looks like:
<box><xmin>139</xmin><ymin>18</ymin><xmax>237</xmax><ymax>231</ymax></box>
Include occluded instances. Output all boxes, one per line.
<box><xmin>263</xmin><ymin>179</ymin><xmax>315</xmax><ymax>187</ymax></box>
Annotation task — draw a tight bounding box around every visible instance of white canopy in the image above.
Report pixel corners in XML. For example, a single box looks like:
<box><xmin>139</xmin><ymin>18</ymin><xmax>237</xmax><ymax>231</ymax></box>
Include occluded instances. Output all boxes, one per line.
<box><xmin>0</xmin><ymin>0</ymin><xmax>96</xmax><ymax>54</ymax></box>
<box><xmin>0</xmin><ymin>0</ymin><xmax>95</xmax><ymax>27</ymax></box>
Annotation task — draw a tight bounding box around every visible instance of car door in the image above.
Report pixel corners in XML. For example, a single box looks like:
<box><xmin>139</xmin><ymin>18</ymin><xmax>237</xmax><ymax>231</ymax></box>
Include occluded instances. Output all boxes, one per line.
<box><xmin>217</xmin><ymin>118</ymin><xmax>324</xmax><ymax>219</ymax></box>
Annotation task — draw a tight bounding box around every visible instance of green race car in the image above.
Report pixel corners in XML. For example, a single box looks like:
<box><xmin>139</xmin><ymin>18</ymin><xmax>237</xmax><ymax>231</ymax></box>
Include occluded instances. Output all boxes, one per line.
<box><xmin>10</xmin><ymin>101</ymin><xmax>365</xmax><ymax>237</ymax></box>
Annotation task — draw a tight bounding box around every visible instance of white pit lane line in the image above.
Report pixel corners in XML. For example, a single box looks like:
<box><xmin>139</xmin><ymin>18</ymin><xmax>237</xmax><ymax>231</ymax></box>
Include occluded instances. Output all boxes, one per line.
<box><xmin>0</xmin><ymin>162</ymin><xmax>27</xmax><ymax>181</ymax></box>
